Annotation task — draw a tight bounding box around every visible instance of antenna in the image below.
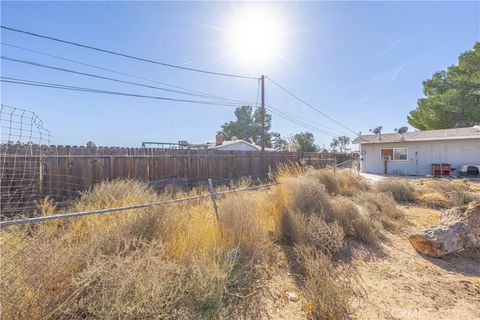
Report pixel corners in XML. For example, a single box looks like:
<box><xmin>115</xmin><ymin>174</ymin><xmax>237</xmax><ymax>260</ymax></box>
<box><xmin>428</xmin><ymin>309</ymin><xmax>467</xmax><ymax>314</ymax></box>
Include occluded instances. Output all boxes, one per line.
<box><xmin>369</xmin><ymin>126</ymin><xmax>382</xmax><ymax>140</ymax></box>
<box><xmin>394</xmin><ymin>126</ymin><xmax>408</xmax><ymax>134</ymax></box>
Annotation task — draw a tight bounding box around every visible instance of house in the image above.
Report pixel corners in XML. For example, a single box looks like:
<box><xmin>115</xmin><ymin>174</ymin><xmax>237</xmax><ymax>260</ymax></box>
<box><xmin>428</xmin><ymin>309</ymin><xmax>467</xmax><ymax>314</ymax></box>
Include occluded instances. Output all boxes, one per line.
<box><xmin>210</xmin><ymin>139</ymin><xmax>261</xmax><ymax>151</ymax></box>
<box><xmin>208</xmin><ymin>133</ymin><xmax>263</xmax><ymax>151</ymax></box>
<box><xmin>353</xmin><ymin>126</ymin><xmax>480</xmax><ymax>176</ymax></box>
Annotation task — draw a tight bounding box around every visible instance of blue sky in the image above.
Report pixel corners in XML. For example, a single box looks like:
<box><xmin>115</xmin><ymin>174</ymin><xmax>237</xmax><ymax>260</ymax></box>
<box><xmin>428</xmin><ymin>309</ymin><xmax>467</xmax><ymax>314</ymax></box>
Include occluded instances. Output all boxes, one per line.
<box><xmin>1</xmin><ymin>1</ymin><xmax>479</xmax><ymax>148</ymax></box>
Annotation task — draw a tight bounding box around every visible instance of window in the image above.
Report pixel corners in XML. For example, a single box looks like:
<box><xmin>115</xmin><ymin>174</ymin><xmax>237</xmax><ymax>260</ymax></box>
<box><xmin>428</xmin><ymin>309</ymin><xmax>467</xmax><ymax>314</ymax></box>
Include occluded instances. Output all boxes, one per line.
<box><xmin>381</xmin><ymin>149</ymin><xmax>393</xmax><ymax>159</ymax></box>
<box><xmin>381</xmin><ymin>148</ymin><xmax>408</xmax><ymax>161</ymax></box>
<box><xmin>394</xmin><ymin>148</ymin><xmax>408</xmax><ymax>160</ymax></box>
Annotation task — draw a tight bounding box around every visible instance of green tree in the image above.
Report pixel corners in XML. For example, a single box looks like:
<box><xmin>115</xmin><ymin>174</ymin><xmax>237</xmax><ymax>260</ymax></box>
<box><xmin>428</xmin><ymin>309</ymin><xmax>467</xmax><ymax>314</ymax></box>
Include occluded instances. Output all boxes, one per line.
<box><xmin>271</xmin><ymin>132</ymin><xmax>287</xmax><ymax>150</ymax></box>
<box><xmin>408</xmin><ymin>42</ymin><xmax>480</xmax><ymax>130</ymax></box>
<box><xmin>86</xmin><ymin>141</ymin><xmax>96</xmax><ymax>148</ymax></box>
<box><xmin>220</xmin><ymin>106</ymin><xmax>273</xmax><ymax>147</ymax></box>
<box><xmin>330</xmin><ymin>136</ymin><xmax>351</xmax><ymax>153</ymax></box>
<box><xmin>290</xmin><ymin>132</ymin><xmax>318</xmax><ymax>152</ymax></box>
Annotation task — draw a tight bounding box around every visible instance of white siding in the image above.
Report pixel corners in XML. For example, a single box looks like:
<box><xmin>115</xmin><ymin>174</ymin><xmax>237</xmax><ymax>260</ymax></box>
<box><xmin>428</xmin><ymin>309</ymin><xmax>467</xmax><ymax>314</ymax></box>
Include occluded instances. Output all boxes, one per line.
<box><xmin>359</xmin><ymin>138</ymin><xmax>480</xmax><ymax>175</ymax></box>
<box><xmin>214</xmin><ymin>142</ymin><xmax>258</xmax><ymax>151</ymax></box>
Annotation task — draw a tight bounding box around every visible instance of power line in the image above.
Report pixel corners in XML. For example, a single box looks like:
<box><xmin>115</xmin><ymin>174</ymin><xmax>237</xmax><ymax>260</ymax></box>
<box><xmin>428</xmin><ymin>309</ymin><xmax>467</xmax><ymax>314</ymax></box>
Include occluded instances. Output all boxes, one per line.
<box><xmin>1</xmin><ymin>42</ymin><xmax>252</xmax><ymax>102</ymax></box>
<box><xmin>1</xmin><ymin>26</ymin><xmax>259</xmax><ymax>80</ymax></box>
<box><xmin>1</xmin><ymin>56</ymin><xmax>255</xmax><ymax>104</ymax></box>
<box><xmin>256</xmin><ymin>78</ymin><xmax>346</xmax><ymax>137</ymax></box>
<box><xmin>265</xmin><ymin>76</ymin><xmax>358</xmax><ymax>135</ymax></box>
<box><xmin>1</xmin><ymin>77</ymin><xmax>247</xmax><ymax>107</ymax></box>
<box><xmin>267</xmin><ymin>104</ymin><xmax>352</xmax><ymax>136</ymax></box>
<box><xmin>266</xmin><ymin>106</ymin><xmax>343</xmax><ymax>138</ymax></box>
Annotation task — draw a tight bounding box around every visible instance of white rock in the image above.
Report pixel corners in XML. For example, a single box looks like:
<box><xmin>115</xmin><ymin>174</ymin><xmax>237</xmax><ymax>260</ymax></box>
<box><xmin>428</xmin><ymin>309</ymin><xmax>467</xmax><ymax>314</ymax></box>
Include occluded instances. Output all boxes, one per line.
<box><xmin>287</xmin><ymin>292</ymin><xmax>298</xmax><ymax>301</ymax></box>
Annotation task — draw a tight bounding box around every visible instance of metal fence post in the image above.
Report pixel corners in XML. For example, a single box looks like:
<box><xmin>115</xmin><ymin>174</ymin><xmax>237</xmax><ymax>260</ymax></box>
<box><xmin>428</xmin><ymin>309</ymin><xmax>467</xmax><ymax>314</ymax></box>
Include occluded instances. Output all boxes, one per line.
<box><xmin>208</xmin><ymin>178</ymin><xmax>220</xmax><ymax>223</ymax></box>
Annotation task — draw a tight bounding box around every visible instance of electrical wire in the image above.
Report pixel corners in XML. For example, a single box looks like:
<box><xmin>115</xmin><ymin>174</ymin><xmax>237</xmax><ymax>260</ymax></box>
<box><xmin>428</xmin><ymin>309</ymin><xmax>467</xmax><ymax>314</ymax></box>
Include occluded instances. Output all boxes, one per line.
<box><xmin>265</xmin><ymin>76</ymin><xmax>358</xmax><ymax>135</ymax></box>
<box><xmin>255</xmin><ymin>78</ymin><xmax>346</xmax><ymax>137</ymax></box>
<box><xmin>266</xmin><ymin>106</ymin><xmax>342</xmax><ymax>137</ymax></box>
<box><xmin>1</xmin><ymin>77</ymin><xmax>247</xmax><ymax>107</ymax></box>
<box><xmin>267</xmin><ymin>104</ymin><xmax>352</xmax><ymax>137</ymax></box>
<box><xmin>1</xmin><ymin>56</ymin><xmax>255</xmax><ymax>104</ymax></box>
<box><xmin>1</xmin><ymin>26</ymin><xmax>258</xmax><ymax>80</ymax></box>
<box><xmin>1</xmin><ymin>42</ymin><xmax>254</xmax><ymax>102</ymax></box>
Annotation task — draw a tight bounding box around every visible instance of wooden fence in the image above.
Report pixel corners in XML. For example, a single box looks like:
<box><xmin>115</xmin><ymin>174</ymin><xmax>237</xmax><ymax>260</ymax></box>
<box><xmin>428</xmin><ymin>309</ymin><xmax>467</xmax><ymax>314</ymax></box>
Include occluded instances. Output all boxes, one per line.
<box><xmin>1</xmin><ymin>145</ymin><xmax>355</xmax><ymax>215</ymax></box>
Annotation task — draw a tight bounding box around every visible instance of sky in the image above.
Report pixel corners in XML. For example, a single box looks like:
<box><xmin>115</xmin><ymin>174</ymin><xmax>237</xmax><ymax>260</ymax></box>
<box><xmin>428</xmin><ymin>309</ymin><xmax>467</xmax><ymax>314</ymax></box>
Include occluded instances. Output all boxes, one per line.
<box><xmin>1</xmin><ymin>1</ymin><xmax>479</xmax><ymax>149</ymax></box>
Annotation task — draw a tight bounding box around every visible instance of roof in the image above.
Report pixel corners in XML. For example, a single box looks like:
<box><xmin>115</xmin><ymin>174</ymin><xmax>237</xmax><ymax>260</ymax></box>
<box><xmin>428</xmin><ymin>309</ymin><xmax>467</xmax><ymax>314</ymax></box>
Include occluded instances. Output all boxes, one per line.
<box><xmin>209</xmin><ymin>140</ymin><xmax>260</xmax><ymax>150</ymax></box>
<box><xmin>353</xmin><ymin>126</ymin><xmax>480</xmax><ymax>144</ymax></box>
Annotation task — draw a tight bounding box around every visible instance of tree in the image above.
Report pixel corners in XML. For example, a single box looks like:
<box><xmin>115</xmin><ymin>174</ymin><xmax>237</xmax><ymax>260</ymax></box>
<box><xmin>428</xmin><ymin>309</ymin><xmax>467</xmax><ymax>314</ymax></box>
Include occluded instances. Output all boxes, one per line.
<box><xmin>220</xmin><ymin>106</ymin><xmax>273</xmax><ymax>147</ymax></box>
<box><xmin>86</xmin><ymin>141</ymin><xmax>96</xmax><ymax>148</ymax></box>
<box><xmin>408</xmin><ymin>42</ymin><xmax>480</xmax><ymax>130</ymax></box>
<box><xmin>290</xmin><ymin>132</ymin><xmax>318</xmax><ymax>152</ymax></box>
<box><xmin>271</xmin><ymin>132</ymin><xmax>288</xmax><ymax>151</ymax></box>
<box><xmin>330</xmin><ymin>136</ymin><xmax>351</xmax><ymax>153</ymax></box>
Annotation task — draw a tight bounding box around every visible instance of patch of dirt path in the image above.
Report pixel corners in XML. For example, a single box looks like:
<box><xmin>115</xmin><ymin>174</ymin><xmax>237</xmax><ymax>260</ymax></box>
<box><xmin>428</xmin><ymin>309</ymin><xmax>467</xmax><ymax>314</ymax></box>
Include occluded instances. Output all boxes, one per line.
<box><xmin>352</xmin><ymin>207</ymin><xmax>480</xmax><ymax>320</ymax></box>
<box><xmin>229</xmin><ymin>245</ymin><xmax>308</xmax><ymax>320</ymax></box>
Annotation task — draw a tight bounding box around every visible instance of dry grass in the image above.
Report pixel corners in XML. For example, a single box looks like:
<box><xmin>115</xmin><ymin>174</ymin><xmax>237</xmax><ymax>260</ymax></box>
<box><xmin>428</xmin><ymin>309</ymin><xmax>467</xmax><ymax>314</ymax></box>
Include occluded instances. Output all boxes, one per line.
<box><xmin>64</xmin><ymin>241</ymin><xmax>227</xmax><ymax>320</ymax></box>
<box><xmin>330</xmin><ymin>197</ymin><xmax>380</xmax><ymax>245</ymax></box>
<box><xmin>374</xmin><ymin>179</ymin><xmax>417</xmax><ymax>202</ymax></box>
<box><xmin>295</xmin><ymin>245</ymin><xmax>353</xmax><ymax>319</ymax></box>
<box><xmin>314</xmin><ymin>169</ymin><xmax>371</xmax><ymax>196</ymax></box>
<box><xmin>2</xmin><ymin>167</ymin><xmax>417</xmax><ymax>319</ymax></box>
<box><xmin>417</xmin><ymin>179</ymin><xmax>480</xmax><ymax>208</ymax></box>
<box><xmin>353</xmin><ymin>191</ymin><xmax>405</xmax><ymax>230</ymax></box>
<box><xmin>402</xmin><ymin>207</ymin><xmax>440</xmax><ymax>229</ymax></box>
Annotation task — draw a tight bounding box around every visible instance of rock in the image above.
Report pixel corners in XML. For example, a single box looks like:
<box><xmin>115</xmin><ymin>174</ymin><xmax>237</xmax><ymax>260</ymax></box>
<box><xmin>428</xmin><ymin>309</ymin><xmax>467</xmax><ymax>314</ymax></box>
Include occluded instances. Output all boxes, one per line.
<box><xmin>287</xmin><ymin>292</ymin><xmax>298</xmax><ymax>301</ymax></box>
<box><xmin>408</xmin><ymin>201</ymin><xmax>480</xmax><ymax>257</ymax></box>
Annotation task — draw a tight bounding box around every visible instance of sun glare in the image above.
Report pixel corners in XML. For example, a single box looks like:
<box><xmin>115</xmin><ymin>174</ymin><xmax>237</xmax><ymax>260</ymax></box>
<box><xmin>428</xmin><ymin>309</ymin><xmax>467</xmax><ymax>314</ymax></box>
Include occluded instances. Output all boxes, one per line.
<box><xmin>226</xmin><ymin>7</ymin><xmax>286</xmax><ymax>69</ymax></box>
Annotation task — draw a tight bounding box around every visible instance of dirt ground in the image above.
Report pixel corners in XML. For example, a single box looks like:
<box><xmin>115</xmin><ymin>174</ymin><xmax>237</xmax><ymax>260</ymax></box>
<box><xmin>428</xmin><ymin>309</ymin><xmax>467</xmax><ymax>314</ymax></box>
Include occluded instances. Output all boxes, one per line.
<box><xmin>239</xmin><ymin>205</ymin><xmax>480</xmax><ymax>320</ymax></box>
<box><xmin>352</xmin><ymin>206</ymin><xmax>480</xmax><ymax>320</ymax></box>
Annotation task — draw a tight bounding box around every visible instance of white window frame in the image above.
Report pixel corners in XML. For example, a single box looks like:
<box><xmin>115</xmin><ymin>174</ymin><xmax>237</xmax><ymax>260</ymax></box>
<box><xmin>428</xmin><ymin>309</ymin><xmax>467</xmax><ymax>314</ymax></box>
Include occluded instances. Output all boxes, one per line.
<box><xmin>380</xmin><ymin>148</ymin><xmax>408</xmax><ymax>161</ymax></box>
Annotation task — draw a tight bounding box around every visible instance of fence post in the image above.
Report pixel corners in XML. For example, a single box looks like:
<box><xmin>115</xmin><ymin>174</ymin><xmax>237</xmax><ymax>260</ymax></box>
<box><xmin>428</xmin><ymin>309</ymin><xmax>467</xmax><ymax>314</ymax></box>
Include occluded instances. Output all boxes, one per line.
<box><xmin>110</xmin><ymin>156</ymin><xmax>115</xmax><ymax>179</ymax></box>
<box><xmin>208</xmin><ymin>178</ymin><xmax>220</xmax><ymax>223</ymax></box>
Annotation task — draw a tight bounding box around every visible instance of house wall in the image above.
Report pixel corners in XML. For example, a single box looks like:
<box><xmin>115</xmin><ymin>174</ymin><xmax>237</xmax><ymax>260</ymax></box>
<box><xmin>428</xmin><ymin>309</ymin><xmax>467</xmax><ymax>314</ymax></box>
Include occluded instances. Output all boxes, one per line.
<box><xmin>359</xmin><ymin>138</ymin><xmax>480</xmax><ymax>175</ymax></box>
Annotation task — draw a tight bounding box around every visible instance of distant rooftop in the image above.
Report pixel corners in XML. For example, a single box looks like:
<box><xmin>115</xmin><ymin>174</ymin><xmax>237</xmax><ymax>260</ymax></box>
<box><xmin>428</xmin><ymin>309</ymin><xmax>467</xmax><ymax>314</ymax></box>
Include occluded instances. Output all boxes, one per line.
<box><xmin>353</xmin><ymin>126</ymin><xmax>480</xmax><ymax>144</ymax></box>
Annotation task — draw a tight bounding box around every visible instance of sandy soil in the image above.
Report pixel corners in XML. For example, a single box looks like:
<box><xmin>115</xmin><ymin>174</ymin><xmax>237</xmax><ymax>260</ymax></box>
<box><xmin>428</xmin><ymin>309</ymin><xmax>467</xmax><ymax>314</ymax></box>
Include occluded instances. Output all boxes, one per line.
<box><xmin>352</xmin><ymin>206</ymin><xmax>480</xmax><ymax>320</ymax></box>
<box><xmin>236</xmin><ymin>205</ymin><xmax>480</xmax><ymax>319</ymax></box>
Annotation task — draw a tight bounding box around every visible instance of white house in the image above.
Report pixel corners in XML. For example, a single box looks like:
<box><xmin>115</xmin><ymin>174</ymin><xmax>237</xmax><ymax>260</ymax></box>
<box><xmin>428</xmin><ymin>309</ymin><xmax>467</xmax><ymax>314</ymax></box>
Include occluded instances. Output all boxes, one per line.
<box><xmin>207</xmin><ymin>133</ymin><xmax>264</xmax><ymax>151</ymax></box>
<box><xmin>353</xmin><ymin>126</ymin><xmax>480</xmax><ymax>176</ymax></box>
<box><xmin>210</xmin><ymin>139</ymin><xmax>261</xmax><ymax>151</ymax></box>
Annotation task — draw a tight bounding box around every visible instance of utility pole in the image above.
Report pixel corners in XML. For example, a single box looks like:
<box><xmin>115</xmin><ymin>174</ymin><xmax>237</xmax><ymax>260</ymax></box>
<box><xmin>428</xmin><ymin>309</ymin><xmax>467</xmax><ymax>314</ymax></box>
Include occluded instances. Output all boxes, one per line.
<box><xmin>260</xmin><ymin>75</ymin><xmax>265</xmax><ymax>152</ymax></box>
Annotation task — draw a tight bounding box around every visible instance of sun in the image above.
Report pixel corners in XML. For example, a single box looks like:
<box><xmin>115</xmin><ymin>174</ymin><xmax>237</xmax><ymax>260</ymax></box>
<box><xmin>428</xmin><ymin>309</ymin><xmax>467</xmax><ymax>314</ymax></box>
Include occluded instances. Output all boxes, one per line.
<box><xmin>225</xmin><ymin>6</ymin><xmax>286</xmax><ymax>69</ymax></box>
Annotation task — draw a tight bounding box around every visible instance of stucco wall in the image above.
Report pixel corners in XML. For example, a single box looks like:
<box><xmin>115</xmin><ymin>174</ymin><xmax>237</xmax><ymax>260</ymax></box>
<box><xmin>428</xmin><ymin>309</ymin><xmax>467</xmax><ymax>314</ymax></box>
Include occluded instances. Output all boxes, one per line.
<box><xmin>359</xmin><ymin>138</ymin><xmax>480</xmax><ymax>175</ymax></box>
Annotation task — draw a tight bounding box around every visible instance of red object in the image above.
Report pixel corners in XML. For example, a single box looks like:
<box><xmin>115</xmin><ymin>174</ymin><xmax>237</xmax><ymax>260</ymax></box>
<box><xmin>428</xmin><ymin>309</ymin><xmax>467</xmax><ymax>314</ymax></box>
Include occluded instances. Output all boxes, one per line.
<box><xmin>432</xmin><ymin>163</ymin><xmax>451</xmax><ymax>176</ymax></box>
<box><xmin>215</xmin><ymin>133</ymin><xmax>224</xmax><ymax>146</ymax></box>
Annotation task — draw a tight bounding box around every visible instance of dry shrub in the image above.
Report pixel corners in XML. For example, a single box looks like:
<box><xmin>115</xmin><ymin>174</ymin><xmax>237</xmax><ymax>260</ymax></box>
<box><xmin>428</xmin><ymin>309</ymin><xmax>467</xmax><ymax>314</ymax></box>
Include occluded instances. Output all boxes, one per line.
<box><xmin>374</xmin><ymin>179</ymin><xmax>417</xmax><ymax>202</ymax></box>
<box><xmin>314</xmin><ymin>170</ymin><xmax>370</xmax><ymax>196</ymax></box>
<box><xmin>274</xmin><ymin>162</ymin><xmax>305</xmax><ymax>181</ymax></box>
<box><xmin>295</xmin><ymin>245</ymin><xmax>352</xmax><ymax>319</ymax></box>
<box><xmin>218</xmin><ymin>192</ymin><xmax>271</xmax><ymax>256</ymax></box>
<box><xmin>65</xmin><ymin>240</ymin><xmax>227</xmax><ymax>320</ymax></box>
<box><xmin>294</xmin><ymin>215</ymin><xmax>345</xmax><ymax>255</ymax></box>
<box><xmin>330</xmin><ymin>197</ymin><xmax>380</xmax><ymax>244</ymax></box>
<box><xmin>276</xmin><ymin>176</ymin><xmax>345</xmax><ymax>253</ymax></box>
<box><xmin>277</xmin><ymin>175</ymin><xmax>379</xmax><ymax>248</ymax></box>
<box><xmin>315</xmin><ymin>169</ymin><xmax>341</xmax><ymax>195</ymax></box>
<box><xmin>417</xmin><ymin>179</ymin><xmax>480</xmax><ymax>208</ymax></box>
<box><xmin>354</xmin><ymin>191</ymin><xmax>405</xmax><ymax>230</ymax></box>
<box><xmin>160</xmin><ymin>200</ymin><xmax>223</xmax><ymax>258</ymax></box>
<box><xmin>1</xmin><ymin>180</ymin><xmax>166</xmax><ymax>320</ymax></box>
<box><xmin>284</xmin><ymin>176</ymin><xmax>332</xmax><ymax>216</ymax></box>
<box><xmin>74</xmin><ymin>179</ymin><xmax>159</xmax><ymax>211</ymax></box>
